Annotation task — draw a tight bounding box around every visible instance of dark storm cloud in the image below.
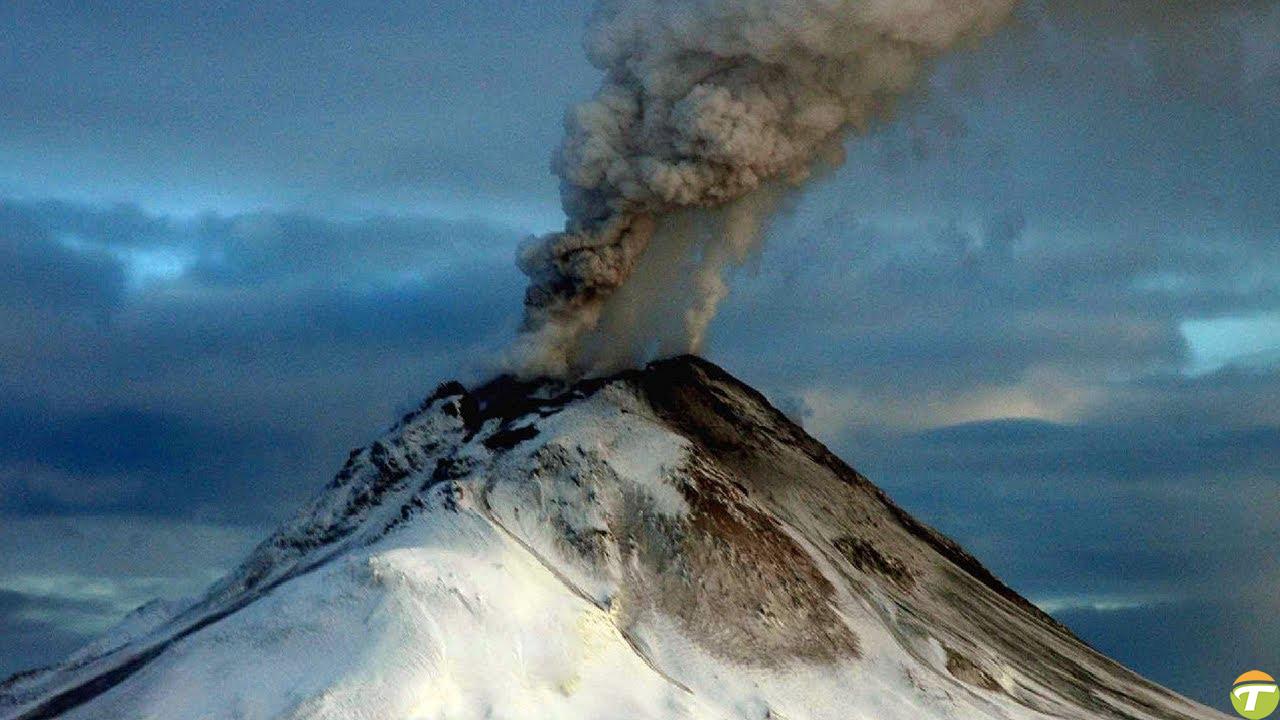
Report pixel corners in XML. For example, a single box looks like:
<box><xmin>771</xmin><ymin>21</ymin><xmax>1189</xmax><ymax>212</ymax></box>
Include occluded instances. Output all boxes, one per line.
<box><xmin>833</xmin><ymin>402</ymin><xmax>1280</xmax><ymax>593</ymax></box>
<box><xmin>907</xmin><ymin>415</ymin><xmax>1280</xmax><ymax>482</ymax></box>
<box><xmin>0</xmin><ymin>201</ymin><xmax>127</xmax><ymax>314</ymax></box>
<box><xmin>0</xmin><ymin>197</ymin><xmax>525</xmax><ymax>522</ymax></box>
<box><xmin>9</xmin><ymin>198</ymin><xmax>514</xmax><ymax>285</ymax></box>
<box><xmin>1057</xmin><ymin>598</ymin><xmax>1280</xmax><ymax>708</ymax></box>
<box><xmin>0</xmin><ymin>402</ymin><xmax>306</xmax><ymax>516</ymax></box>
<box><xmin>716</xmin><ymin>211</ymin><xmax>1277</xmax><ymax>406</ymax></box>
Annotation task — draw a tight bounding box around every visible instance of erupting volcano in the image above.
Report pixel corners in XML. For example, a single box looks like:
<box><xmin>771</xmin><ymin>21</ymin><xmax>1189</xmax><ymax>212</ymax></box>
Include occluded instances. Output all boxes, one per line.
<box><xmin>1</xmin><ymin>357</ymin><xmax>1224</xmax><ymax>720</ymax></box>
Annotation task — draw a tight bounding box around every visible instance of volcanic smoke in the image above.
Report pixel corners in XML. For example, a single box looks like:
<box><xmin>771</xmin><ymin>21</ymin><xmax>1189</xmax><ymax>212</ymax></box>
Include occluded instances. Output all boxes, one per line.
<box><xmin>516</xmin><ymin>0</ymin><xmax>1019</xmax><ymax>377</ymax></box>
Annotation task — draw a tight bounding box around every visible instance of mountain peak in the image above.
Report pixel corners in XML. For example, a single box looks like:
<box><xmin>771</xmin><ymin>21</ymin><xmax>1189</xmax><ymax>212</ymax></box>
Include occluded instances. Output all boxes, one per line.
<box><xmin>2</xmin><ymin>356</ymin><xmax>1225</xmax><ymax>720</ymax></box>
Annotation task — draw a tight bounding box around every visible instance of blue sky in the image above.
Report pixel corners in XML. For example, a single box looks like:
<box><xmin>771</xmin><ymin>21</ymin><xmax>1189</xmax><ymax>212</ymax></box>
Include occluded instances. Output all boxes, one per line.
<box><xmin>1</xmin><ymin>0</ymin><xmax>1277</xmax><ymax>711</ymax></box>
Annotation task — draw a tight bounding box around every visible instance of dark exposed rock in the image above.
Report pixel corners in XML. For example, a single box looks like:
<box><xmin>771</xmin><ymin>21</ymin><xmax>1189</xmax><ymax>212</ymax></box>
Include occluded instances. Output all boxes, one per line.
<box><xmin>945</xmin><ymin>647</ymin><xmax>1002</xmax><ymax>692</ymax></box>
<box><xmin>833</xmin><ymin>535</ymin><xmax>916</xmax><ymax>591</ymax></box>
<box><xmin>483</xmin><ymin>423</ymin><xmax>540</xmax><ymax>450</ymax></box>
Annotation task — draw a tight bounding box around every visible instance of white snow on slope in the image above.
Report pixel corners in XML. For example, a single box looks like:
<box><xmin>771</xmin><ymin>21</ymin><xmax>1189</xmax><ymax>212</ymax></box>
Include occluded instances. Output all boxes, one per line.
<box><xmin>1</xmin><ymin>359</ymin><xmax>1228</xmax><ymax>720</ymax></box>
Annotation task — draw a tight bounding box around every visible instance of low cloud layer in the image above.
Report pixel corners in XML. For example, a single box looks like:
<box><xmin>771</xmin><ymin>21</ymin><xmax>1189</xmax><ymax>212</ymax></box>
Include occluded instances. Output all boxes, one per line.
<box><xmin>0</xmin><ymin>198</ymin><xmax>526</xmax><ymax>522</ymax></box>
<box><xmin>0</xmin><ymin>516</ymin><xmax>260</xmax><ymax>676</ymax></box>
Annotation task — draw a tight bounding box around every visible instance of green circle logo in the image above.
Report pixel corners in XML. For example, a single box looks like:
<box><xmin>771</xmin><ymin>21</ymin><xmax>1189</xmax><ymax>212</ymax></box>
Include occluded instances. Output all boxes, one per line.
<box><xmin>1233</xmin><ymin>671</ymin><xmax>1279</xmax><ymax>719</ymax></box>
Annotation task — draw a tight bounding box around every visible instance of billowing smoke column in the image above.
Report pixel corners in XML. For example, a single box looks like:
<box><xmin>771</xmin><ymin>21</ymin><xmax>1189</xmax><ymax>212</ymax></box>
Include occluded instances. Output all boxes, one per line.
<box><xmin>517</xmin><ymin>0</ymin><xmax>1018</xmax><ymax>377</ymax></box>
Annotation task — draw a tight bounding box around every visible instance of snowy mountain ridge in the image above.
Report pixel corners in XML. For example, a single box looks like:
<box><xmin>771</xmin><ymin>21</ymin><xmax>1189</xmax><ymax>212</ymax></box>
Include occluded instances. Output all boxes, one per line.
<box><xmin>1</xmin><ymin>356</ymin><xmax>1226</xmax><ymax>720</ymax></box>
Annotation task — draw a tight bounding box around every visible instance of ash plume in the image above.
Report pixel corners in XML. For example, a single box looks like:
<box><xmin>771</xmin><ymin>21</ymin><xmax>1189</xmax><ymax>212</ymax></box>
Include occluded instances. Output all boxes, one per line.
<box><xmin>516</xmin><ymin>0</ymin><xmax>1019</xmax><ymax>377</ymax></box>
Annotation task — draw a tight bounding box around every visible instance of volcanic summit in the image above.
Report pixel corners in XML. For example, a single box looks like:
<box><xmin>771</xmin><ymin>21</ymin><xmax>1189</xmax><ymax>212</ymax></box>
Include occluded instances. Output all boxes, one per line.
<box><xmin>0</xmin><ymin>356</ymin><xmax>1225</xmax><ymax>720</ymax></box>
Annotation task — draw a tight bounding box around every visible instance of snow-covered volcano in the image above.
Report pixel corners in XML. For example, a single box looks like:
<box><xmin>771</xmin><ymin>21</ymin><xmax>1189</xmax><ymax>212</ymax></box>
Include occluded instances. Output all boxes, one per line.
<box><xmin>2</xmin><ymin>356</ymin><xmax>1225</xmax><ymax>720</ymax></box>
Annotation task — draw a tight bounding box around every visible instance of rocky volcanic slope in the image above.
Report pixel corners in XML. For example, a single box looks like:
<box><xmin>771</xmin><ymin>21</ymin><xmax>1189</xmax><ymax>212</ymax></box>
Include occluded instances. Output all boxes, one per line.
<box><xmin>1</xmin><ymin>356</ymin><xmax>1225</xmax><ymax>720</ymax></box>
